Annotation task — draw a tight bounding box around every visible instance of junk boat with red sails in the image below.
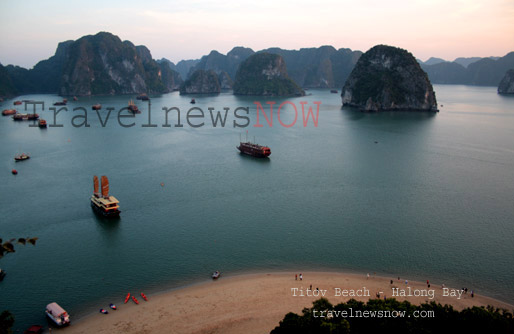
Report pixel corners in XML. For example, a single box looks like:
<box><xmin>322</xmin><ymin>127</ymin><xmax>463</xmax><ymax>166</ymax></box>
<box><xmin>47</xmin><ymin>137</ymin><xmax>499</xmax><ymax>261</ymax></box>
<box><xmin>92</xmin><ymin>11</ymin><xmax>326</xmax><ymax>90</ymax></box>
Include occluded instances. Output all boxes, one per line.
<box><xmin>237</xmin><ymin>134</ymin><xmax>271</xmax><ymax>158</ymax></box>
<box><xmin>91</xmin><ymin>175</ymin><xmax>120</xmax><ymax>218</ymax></box>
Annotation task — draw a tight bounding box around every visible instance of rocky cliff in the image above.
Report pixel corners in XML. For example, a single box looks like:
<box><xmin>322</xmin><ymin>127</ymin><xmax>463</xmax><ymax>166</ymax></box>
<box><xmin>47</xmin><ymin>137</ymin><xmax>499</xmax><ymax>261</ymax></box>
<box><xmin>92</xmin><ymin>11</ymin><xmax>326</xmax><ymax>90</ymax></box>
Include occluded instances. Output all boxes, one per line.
<box><xmin>179</xmin><ymin>69</ymin><xmax>220</xmax><ymax>94</ymax></box>
<box><xmin>0</xmin><ymin>63</ymin><xmax>18</xmax><ymax>97</ymax></box>
<box><xmin>498</xmin><ymin>69</ymin><xmax>514</xmax><ymax>94</ymax></box>
<box><xmin>233</xmin><ymin>53</ymin><xmax>304</xmax><ymax>96</ymax></box>
<box><xmin>4</xmin><ymin>32</ymin><xmax>181</xmax><ymax>96</ymax></box>
<box><xmin>341</xmin><ymin>45</ymin><xmax>437</xmax><ymax>112</ymax></box>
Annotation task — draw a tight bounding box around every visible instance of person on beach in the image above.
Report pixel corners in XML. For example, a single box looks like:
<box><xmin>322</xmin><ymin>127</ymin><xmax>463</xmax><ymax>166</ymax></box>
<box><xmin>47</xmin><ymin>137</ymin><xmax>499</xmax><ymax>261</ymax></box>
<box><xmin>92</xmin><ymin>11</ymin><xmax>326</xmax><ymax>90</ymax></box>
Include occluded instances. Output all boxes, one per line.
<box><xmin>295</xmin><ymin>274</ymin><xmax>297</xmax><ymax>280</ymax></box>
<box><xmin>310</xmin><ymin>284</ymin><xmax>312</xmax><ymax>291</ymax></box>
<box><xmin>367</xmin><ymin>273</ymin><xmax>370</xmax><ymax>280</ymax></box>
<box><xmin>471</xmin><ymin>290</ymin><xmax>474</xmax><ymax>298</ymax></box>
<box><xmin>405</xmin><ymin>280</ymin><xmax>408</xmax><ymax>285</ymax></box>
<box><xmin>299</xmin><ymin>274</ymin><xmax>303</xmax><ymax>281</ymax></box>
<box><xmin>390</xmin><ymin>279</ymin><xmax>393</xmax><ymax>284</ymax></box>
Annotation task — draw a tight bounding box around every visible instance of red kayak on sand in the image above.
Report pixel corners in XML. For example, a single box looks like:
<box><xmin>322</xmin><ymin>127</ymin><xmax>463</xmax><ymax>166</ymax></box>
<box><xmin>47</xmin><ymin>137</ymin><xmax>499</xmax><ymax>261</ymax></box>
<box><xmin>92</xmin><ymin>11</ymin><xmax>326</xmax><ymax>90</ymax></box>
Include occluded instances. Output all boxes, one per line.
<box><xmin>141</xmin><ymin>293</ymin><xmax>148</xmax><ymax>301</ymax></box>
<box><xmin>132</xmin><ymin>295</ymin><xmax>139</xmax><ymax>305</ymax></box>
<box><xmin>124</xmin><ymin>293</ymin><xmax>131</xmax><ymax>304</ymax></box>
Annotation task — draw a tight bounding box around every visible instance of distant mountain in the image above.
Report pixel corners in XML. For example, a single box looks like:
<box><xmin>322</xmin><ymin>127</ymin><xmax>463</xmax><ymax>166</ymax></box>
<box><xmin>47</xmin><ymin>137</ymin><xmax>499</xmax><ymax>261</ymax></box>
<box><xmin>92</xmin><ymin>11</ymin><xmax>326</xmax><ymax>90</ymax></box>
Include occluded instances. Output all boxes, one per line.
<box><xmin>260</xmin><ymin>46</ymin><xmax>362</xmax><ymax>88</ymax></box>
<box><xmin>3</xmin><ymin>32</ymin><xmax>181</xmax><ymax>96</ymax></box>
<box><xmin>233</xmin><ymin>53</ymin><xmax>304</xmax><ymax>96</ymax></box>
<box><xmin>174</xmin><ymin>59</ymin><xmax>200</xmax><ymax>80</ymax></box>
<box><xmin>187</xmin><ymin>47</ymin><xmax>255</xmax><ymax>86</ymax></box>
<box><xmin>422</xmin><ymin>52</ymin><xmax>514</xmax><ymax>86</ymax></box>
<box><xmin>342</xmin><ymin>45</ymin><xmax>437</xmax><ymax>112</ymax></box>
<box><xmin>180</xmin><ymin>69</ymin><xmax>220</xmax><ymax>94</ymax></box>
<box><xmin>453</xmin><ymin>56</ymin><xmax>499</xmax><ymax>68</ymax></box>
<box><xmin>423</xmin><ymin>57</ymin><xmax>446</xmax><ymax>66</ymax></box>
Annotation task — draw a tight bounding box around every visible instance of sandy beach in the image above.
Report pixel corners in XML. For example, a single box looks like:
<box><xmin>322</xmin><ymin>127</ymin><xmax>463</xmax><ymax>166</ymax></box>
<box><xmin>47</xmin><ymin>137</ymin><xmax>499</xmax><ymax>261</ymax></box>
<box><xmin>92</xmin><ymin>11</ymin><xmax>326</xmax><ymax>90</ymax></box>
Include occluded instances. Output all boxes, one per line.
<box><xmin>62</xmin><ymin>272</ymin><xmax>513</xmax><ymax>334</ymax></box>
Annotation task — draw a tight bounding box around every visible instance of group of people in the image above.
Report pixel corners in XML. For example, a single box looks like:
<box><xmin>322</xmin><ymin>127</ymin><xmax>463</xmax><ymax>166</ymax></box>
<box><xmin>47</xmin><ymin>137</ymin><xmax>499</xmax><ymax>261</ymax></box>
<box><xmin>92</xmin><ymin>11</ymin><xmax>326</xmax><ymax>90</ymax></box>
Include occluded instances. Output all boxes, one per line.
<box><xmin>295</xmin><ymin>273</ymin><xmax>303</xmax><ymax>281</ymax></box>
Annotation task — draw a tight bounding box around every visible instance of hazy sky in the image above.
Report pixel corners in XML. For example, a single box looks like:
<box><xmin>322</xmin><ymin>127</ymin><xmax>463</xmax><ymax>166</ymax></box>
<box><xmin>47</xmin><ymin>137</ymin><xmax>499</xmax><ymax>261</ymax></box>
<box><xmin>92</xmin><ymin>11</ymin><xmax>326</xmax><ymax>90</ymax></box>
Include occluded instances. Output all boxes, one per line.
<box><xmin>0</xmin><ymin>0</ymin><xmax>513</xmax><ymax>68</ymax></box>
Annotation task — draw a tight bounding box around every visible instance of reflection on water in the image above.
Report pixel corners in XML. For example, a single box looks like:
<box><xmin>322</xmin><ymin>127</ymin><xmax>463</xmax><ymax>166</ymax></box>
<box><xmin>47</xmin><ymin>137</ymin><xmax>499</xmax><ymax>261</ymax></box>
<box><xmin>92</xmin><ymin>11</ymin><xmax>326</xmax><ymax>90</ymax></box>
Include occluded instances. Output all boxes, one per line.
<box><xmin>0</xmin><ymin>86</ymin><xmax>514</xmax><ymax>330</ymax></box>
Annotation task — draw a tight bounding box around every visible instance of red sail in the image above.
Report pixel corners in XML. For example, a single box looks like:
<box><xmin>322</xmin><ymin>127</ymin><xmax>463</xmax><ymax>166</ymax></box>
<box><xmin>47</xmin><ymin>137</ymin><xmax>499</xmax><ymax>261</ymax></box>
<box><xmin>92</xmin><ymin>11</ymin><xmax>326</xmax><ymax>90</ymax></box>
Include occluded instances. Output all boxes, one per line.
<box><xmin>93</xmin><ymin>176</ymin><xmax>99</xmax><ymax>195</ymax></box>
<box><xmin>101</xmin><ymin>176</ymin><xmax>109</xmax><ymax>198</ymax></box>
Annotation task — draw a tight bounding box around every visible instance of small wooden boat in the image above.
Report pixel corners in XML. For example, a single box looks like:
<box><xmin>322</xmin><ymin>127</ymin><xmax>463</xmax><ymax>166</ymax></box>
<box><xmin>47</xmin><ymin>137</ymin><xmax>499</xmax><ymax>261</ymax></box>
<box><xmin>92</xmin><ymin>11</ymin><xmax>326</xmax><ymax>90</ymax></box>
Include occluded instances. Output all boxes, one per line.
<box><xmin>132</xmin><ymin>295</ymin><xmax>139</xmax><ymax>305</ymax></box>
<box><xmin>27</xmin><ymin>113</ymin><xmax>39</xmax><ymax>120</ymax></box>
<box><xmin>124</xmin><ymin>293</ymin><xmax>131</xmax><ymax>303</ymax></box>
<box><xmin>330</xmin><ymin>89</ymin><xmax>338</xmax><ymax>94</ymax></box>
<box><xmin>15</xmin><ymin>153</ymin><xmax>30</xmax><ymax>161</ymax></box>
<box><xmin>92</xmin><ymin>104</ymin><xmax>102</xmax><ymax>110</ymax></box>
<box><xmin>141</xmin><ymin>293</ymin><xmax>148</xmax><ymax>301</ymax></box>
<box><xmin>23</xmin><ymin>325</ymin><xmax>43</xmax><ymax>334</ymax></box>
<box><xmin>13</xmin><ymin>101</ymin><xmax>22</xmax><ymax>105</ymax></box>
<box><xmin>190</xmin><ymin>98</ymin><xmax>196</xmax><ymax>104</ymax></box>
<box><xmin>136</xmin><ymin>93</ymin><xmax>149</xmax><ymax>101</ymax></box>
<box><xmin>38</xmin><ymin>119</ymin><xmax>47</xmax><ymax>128</ymax></box>
<box><xmin>12</xmin><ymin>169</ymin><xmax>18</xmax><ymax>175</ymax></box>
<box><xmin>2</xmin><ymin>109</ymin><xmax>16</xmax><ymax>116</ymax></box>
<box><xmin>99</xmin><ymin>309</ymin><xmax>108</xmax><ymax>314</ymax></box>
<box><xmin>53</xmin><ymin>101</ymin><xmax>67</xmax><ymax>106</ymax></box>
<box><xmin>109</xmin><ymin>303</ymin><xmax>117</xmax><ymax>310</ymax></box>
<box><xmin>212</xmin><ymin>271</ymin><xmax>221</xmax><ymax>279</ymax></box>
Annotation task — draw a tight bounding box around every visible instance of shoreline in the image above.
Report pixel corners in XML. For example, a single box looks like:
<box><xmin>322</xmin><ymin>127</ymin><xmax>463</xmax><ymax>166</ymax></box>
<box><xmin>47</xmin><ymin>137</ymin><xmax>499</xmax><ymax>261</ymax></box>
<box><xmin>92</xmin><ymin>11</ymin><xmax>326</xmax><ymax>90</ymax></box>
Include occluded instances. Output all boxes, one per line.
<box><xmin>62</xmin><ymin>271</ymin><xmax>514</xmax><ymax>334</ymax></box>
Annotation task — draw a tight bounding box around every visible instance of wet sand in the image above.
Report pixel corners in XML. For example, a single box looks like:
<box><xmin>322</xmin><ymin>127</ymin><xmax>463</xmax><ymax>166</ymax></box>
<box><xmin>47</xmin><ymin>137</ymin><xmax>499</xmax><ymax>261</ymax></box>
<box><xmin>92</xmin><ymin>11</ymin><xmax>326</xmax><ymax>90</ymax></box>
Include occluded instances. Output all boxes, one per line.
<box><xmin>63</xmin><ymin>272</ymin><xmax>513</xmax><ymax>334</ymax></box>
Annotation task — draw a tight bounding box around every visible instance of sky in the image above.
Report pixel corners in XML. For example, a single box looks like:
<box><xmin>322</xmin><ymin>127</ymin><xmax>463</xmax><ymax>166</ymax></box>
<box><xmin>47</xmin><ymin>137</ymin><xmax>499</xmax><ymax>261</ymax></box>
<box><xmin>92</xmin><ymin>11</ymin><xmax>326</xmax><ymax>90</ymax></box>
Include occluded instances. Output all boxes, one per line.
<box><xmin>0</xmin><ymin>0</ymin><xmax>513</xmax><ymax>68</ymax></box>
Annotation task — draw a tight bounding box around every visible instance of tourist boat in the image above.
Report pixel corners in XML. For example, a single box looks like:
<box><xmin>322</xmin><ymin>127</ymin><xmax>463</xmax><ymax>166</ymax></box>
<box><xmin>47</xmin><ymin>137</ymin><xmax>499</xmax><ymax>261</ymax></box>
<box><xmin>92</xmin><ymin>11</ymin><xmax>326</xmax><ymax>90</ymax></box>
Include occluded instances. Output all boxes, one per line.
<box><xmin>12</xmin><ymin>169</ymin><xmax>17</xmax><ymax>175</ymax></box>
<box><xmin>99</xmin><ymin>309</ymin><xmax>108</xmax><ymax>314</ymax></box>
<box><xmin>190</xmin><ymin>98</ymin><xmax>196</xmax><ymax>104</ymax></box>
<box><xmin>23</xmin><ymin>325</ymin><xmax>43</xmax><ymax>334</ymax></box>
<box><xmin>330</xmin><ymin>89</ymin><xmax>338</xmax><ymax>93</ymax></box>
<box><xmin>27</xmin><ymin>113</ymin><xmax>39</xmax><ymax>120</ymax></box>
<box><xmin>38</xmin><ymin>119</ymin><xmax>47</xmax><ymax>128</ymax></box>
<box><xmin>13</xmin><ymin>101</ymin><xmax>22</xmax><ymax>105</ymax></box>
<box><xmin>12</xmin><ymin>113</ymin><xmax>39</xmax><ymax>121</ymax></box>
<box><xmin>128</xmin><ymin>99</ymin><xmax>140</xmax><ymax>113</ymax></box>
<box><xmin>73</xmin><ymin>96</ymin><xmax>78</xmax><ymax>101</ymax></box>
<box><xmin>92</xmin><ymin>104</ymin><xmax>102</xmax><ymax>110</ymax></box>
<box><xmin>91</xmin><ymin>175</ymin><xmax>121</xmax><ymax>218</ymax></box>
<box><xmin>124</xmin><ymin>293</ymin><xmax>131</xmax><ymax>303</ymax></box>
<box><xmin>0</xmin><ymin>268</ymin><xmax>5</xmax><ymax>281</ymax></box>
<box><xmin>132</xmin><ymin>295</ymin><xmax>139</xmax><ymax>304</ymax></box>
<box><xmin>2</xmin><ymin>109</ymin><xmax>16</xmax><ymax>116</ymax></box>
<box><xmin>12</xmin><ymin>113</ymin><xmax>28</xmax><ymax>121</ymax></box>
<box><xmin>15</xmin><ymin>153</ymin><xmax>30</xmax><ymax>161</ymax></box>
<box><xmin>136</xmin><ymin>93</ymin><xmax>149</xmax><ymax>101</ymax></box>
<box><xmin>53</xmin><ymin>100</ymin><xmax>67</xmax><ymax>106</ymax></box>
<box><xmin>237</xmin><ymin>139</ymin><xmax>271</xmax><ymax>158</ymax></box>
<box><xmin>212</xmin><ymin>271</ymin><xmax>221</xmax><ymax>279</ymax></box>
<box><xmin>141</xmin><ymin>292</ymin><xmax>148</xmax><ymax>301</ymax></box>
<box><xmin>45</xmin><ymin>302</ymin><xmax>70</xmax><ymax>327</ymax></box>
<box><xmin>109</xmin><ymin>303</ymin><xmax>117</xmax><ymax>310</ymax></box>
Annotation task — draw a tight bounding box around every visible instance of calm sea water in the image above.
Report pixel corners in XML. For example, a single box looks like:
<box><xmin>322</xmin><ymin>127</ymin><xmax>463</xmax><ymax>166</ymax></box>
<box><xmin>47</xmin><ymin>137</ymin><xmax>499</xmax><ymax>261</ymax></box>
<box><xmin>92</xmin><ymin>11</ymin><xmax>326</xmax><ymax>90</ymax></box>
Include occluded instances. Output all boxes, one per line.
<box><xmin>1</xmin><ymin>85</ymin><xmax>513</xmax><ymax>330</ymax></box>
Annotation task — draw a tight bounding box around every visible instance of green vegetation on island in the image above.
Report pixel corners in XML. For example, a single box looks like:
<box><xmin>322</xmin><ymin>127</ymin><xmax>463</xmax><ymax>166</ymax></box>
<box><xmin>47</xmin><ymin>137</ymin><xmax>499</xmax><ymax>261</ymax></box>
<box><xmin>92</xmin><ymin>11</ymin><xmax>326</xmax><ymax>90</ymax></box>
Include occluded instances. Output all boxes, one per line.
<box><xmin>271</xmin><ymin>298</ymin><xmax>514</xmax><ymax>334</ymax></box>
<box><xmin>179</xmin><ymin>69</ymin><xmax>221</xmax><ymax>94</ymax></box>
<box><xmin>341</xmin><ymin>45</ymin><xmax>437</xmax><ymax>111</ymax></box>
<box><xmin>233</xmin><ymin>53</ymin><xmax>304</xmax><ymax>96</ymax></box>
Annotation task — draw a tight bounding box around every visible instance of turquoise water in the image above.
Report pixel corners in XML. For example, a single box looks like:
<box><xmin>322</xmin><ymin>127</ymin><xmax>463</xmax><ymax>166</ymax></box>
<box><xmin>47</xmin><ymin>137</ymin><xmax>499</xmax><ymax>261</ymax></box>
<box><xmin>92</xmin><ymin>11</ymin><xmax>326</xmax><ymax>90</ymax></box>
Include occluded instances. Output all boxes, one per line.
<box><xmin>1</xmin><ymin>85</ymin><xmax>513</xmax><ymax>330</ymax></box>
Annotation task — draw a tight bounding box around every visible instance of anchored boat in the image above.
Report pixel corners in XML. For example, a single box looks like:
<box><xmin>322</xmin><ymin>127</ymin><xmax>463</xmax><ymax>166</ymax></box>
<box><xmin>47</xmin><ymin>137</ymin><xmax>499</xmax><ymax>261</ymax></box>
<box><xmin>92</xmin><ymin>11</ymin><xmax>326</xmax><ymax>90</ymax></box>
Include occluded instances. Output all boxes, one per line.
<box><xmin>45</xmin><ymin>302</ymin><xmax>70</xmax><ymax>327</ymax></box>
<box><xmin>90</xmin><ymin>175</ymin><xmax>121</xmax><ymax>218</ymax></box>
<box><xmin>237</xmin><ymin>134</ymin><xmax>271</xmax><ymax>158</ymax></box>
<box><xmin>128</xmin><ymin>99</ymin><xmax>140</xmax><ymax>113</ymax></box>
